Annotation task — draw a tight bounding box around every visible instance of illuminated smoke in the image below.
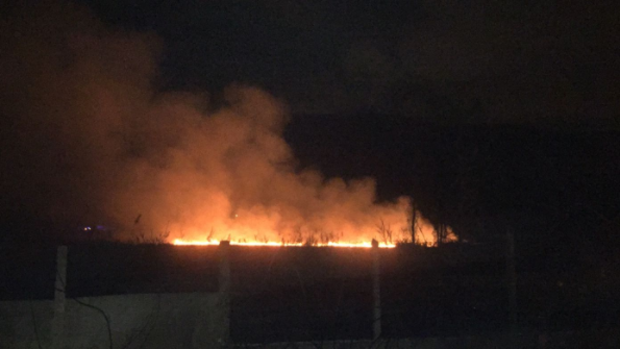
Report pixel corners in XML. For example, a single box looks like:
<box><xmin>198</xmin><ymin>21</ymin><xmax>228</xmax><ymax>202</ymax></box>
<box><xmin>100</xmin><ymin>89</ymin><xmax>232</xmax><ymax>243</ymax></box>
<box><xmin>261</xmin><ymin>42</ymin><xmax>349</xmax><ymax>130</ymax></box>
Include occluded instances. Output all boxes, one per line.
<box><xmin>0</xmin><ymin>1</ymin><xmax>448</xmax><ymax>246</ymax></box>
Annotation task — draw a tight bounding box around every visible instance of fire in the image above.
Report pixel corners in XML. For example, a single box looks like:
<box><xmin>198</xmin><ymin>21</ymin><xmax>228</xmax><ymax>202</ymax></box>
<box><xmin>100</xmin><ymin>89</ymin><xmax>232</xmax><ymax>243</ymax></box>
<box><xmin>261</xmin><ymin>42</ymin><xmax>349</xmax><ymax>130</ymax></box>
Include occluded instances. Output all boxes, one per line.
<box><xmin>168</xmin><ymin>210</ymin><xmax>454</xmax><ymax>248</ymax></box>
<box><xmin>1</xmin><ymin>4</ymin><xmax>459</xmax><ymax>248</ymax></box>
<box><xmin>172</xmin><ymin>238</ymin><xmax>396</xmax><ymax>248</ymax></box>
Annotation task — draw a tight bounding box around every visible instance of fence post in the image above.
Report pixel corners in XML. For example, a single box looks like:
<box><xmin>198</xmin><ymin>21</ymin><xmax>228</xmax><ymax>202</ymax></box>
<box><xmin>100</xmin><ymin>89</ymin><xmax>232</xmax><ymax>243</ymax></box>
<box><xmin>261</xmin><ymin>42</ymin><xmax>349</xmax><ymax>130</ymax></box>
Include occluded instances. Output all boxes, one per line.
<box><xmin>52</xmin><ymin>245</ymin><xmax>68</xmax><ymax>348</ymax></box>
<box><xmin>506</xmin><ymin>229</ymin><xmax>517</xmax><ymax>346</ymax></box>
<box><xmin>218</xmin><ymin>241</ymin><xmax>231</xmax><ymax>346</ymax></box>
<box><xmin>372</xmin><ymin>239</ymin><xmax>382</xmax><ymax>341</ymax></box>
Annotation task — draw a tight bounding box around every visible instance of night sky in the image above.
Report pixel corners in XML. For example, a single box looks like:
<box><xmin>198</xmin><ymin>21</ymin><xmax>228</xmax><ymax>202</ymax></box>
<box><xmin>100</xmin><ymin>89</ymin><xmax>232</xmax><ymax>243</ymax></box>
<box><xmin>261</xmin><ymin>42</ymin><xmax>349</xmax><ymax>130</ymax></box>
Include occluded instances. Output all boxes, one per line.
<box><xmin>75</xmin><ymin>0</ymin><xmax>620</xmax><ymax>122</ymax></box>
<box><xmin>1</xmin><ymin>0</ymin><xmax>619</xmax><ymax>247</ymax></box>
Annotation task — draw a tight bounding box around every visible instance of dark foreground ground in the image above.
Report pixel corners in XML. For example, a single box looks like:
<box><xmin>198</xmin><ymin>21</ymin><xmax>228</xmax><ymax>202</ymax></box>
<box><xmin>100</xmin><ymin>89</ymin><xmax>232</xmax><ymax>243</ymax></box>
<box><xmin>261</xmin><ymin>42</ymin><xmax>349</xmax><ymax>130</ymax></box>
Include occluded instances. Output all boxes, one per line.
<box><xmin>2</xmin><ymin>241</ymin><xmax>618</xmax><ymax>343</ymax></box>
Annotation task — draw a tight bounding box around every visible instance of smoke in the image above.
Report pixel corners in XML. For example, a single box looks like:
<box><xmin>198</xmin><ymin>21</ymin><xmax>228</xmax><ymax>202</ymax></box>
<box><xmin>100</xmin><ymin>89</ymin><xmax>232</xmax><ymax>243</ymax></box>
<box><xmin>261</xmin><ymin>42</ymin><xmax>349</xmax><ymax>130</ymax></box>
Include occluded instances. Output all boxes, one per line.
<box><xmin>0</xmin><ymin>1</ymin><xmax>423</xmax><ymax>245</ymax></box>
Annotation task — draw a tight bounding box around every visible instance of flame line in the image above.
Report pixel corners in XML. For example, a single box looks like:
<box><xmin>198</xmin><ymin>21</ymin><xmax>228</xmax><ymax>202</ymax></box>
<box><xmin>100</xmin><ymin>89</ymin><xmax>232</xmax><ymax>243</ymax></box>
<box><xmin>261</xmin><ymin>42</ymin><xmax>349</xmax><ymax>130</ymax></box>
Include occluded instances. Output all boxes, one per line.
<box><xmin>171</xmin><ymin>239</ymin><xmax>395</xmax><ymax>248</ymax></box>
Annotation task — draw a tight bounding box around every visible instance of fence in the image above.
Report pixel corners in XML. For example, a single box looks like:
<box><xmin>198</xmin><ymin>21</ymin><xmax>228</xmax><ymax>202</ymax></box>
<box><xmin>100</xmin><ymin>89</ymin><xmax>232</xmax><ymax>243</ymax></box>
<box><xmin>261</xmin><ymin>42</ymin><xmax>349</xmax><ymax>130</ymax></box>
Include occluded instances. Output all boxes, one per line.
<box><xmin>2</xmin><ymin>240</ymin><xmax>620</xmax><ymax>349</ymax></box>
<box><xmin>0</xmin><ymin>245</ymin><xmax>227</xmax><ymax>349</ymax></box>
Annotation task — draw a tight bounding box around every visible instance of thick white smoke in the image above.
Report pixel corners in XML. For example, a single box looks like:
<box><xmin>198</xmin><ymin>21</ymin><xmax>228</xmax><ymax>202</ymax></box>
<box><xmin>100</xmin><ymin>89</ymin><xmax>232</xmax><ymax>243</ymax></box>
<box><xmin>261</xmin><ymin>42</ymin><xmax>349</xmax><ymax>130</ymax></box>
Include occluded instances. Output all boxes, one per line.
<box><xmin>0</xmin><ymin>1</ymin><xmax>442</xmax><ymax>245</ymax></box>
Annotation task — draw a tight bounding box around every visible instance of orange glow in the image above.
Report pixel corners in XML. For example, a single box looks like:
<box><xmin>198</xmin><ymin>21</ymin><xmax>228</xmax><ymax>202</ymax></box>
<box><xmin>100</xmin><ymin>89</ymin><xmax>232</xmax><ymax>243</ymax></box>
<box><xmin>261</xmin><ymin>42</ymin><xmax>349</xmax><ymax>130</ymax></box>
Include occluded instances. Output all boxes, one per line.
<box><xmin>2</xmin><ymin>4</ymin><xmax>458</xmax><ymax>248</ymax></box>
<box><xmin>168</xmin><ymin>210</ymin><xmax>453</xmax><ymax>249</ymax></box>
<box><xmin>172</xmin><ymin>238</ymin><xmax>396</xmax><ymax>248</ymax></box>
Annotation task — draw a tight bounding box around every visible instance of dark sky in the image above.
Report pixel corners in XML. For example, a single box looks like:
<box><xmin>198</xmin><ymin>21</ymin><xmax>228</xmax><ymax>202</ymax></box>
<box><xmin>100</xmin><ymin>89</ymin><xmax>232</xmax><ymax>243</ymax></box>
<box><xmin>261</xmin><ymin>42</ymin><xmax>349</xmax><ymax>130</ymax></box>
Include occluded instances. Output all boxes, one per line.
<box><xmin>77</xmin><ymin>0</ymin><xmax>620</xmax><ymax>124</ymax></box>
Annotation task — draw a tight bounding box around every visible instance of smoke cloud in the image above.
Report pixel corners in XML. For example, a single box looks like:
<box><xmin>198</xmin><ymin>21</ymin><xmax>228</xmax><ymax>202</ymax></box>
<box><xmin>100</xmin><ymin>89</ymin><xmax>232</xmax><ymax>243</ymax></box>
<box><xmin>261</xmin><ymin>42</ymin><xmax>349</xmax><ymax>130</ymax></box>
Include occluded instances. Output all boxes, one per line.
<box><xmin>0</xmin><ymin>1</ymin><xmax>427</xmax><ymax>245</ymax></box>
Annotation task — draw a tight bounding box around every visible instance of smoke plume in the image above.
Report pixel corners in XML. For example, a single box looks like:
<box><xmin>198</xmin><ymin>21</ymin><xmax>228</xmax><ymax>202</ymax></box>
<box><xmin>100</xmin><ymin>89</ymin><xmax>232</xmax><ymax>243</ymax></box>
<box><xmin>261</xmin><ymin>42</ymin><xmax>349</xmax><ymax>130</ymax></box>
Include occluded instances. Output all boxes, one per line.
<box><xmin>0</xmin><ymin>1</ymin><xmax>421</xmax><ymax>245</ymax></box>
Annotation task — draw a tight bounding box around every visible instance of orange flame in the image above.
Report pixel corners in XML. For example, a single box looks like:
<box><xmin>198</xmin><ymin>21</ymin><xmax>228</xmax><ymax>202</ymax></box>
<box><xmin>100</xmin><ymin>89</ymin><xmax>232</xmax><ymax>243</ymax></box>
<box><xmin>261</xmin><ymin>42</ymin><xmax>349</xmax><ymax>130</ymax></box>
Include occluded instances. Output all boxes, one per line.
<box><xmin>169</xmin><ymin>210</ymin><xmax>455</xmax><ymax>248</ymax></box>
<box><xmin>172</xmin><ymin>238</ymin><xmax>396</xmax><ymax>248</ymax></box>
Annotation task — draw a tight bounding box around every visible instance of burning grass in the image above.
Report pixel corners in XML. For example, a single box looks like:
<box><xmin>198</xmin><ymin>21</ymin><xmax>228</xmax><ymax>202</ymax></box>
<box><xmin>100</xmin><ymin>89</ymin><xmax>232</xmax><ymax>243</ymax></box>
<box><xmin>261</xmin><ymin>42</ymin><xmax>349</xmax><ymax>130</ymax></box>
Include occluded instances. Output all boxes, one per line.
<box><xmin>172</xmin><ymin>239</ymin><xmax>396</xmax><ymax>248</ymax></box>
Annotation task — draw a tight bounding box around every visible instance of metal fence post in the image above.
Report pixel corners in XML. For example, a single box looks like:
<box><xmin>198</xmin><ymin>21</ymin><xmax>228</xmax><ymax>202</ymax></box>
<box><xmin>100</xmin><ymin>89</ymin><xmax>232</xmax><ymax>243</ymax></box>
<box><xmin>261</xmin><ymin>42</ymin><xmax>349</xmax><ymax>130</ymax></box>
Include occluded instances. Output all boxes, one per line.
<box><xmin>52</xmin><ymin>245</ymin><xmax>68</xmax><ymax>348</ymax></box>
<box><xmin>506</xmin><ymin>229</ymin><xmax>517</xmax><ymax>347</ymax></box>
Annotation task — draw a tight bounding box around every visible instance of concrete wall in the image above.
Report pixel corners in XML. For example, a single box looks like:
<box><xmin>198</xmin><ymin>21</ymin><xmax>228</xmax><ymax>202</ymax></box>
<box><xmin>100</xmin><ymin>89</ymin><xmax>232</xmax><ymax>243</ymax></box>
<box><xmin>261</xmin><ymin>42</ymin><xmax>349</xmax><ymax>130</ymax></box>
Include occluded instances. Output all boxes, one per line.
<box><xmin>0</xmin><ymin>292</ymin><xmax>225</xmax><ymax>349</ymax></box>
<box><xmin>3</xmin><ymin>244</ymin><xmax>619</xmax><ymax>348</ymax></box>
<box><xmin>233</xmin><ymin>331</ymin><xmax>620</xmax><ymax>349</ymax></box>
<box><xmin>0</xmin><ymin>299</ymin><xmax>54</xmax><ymax>349</ymax></box>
